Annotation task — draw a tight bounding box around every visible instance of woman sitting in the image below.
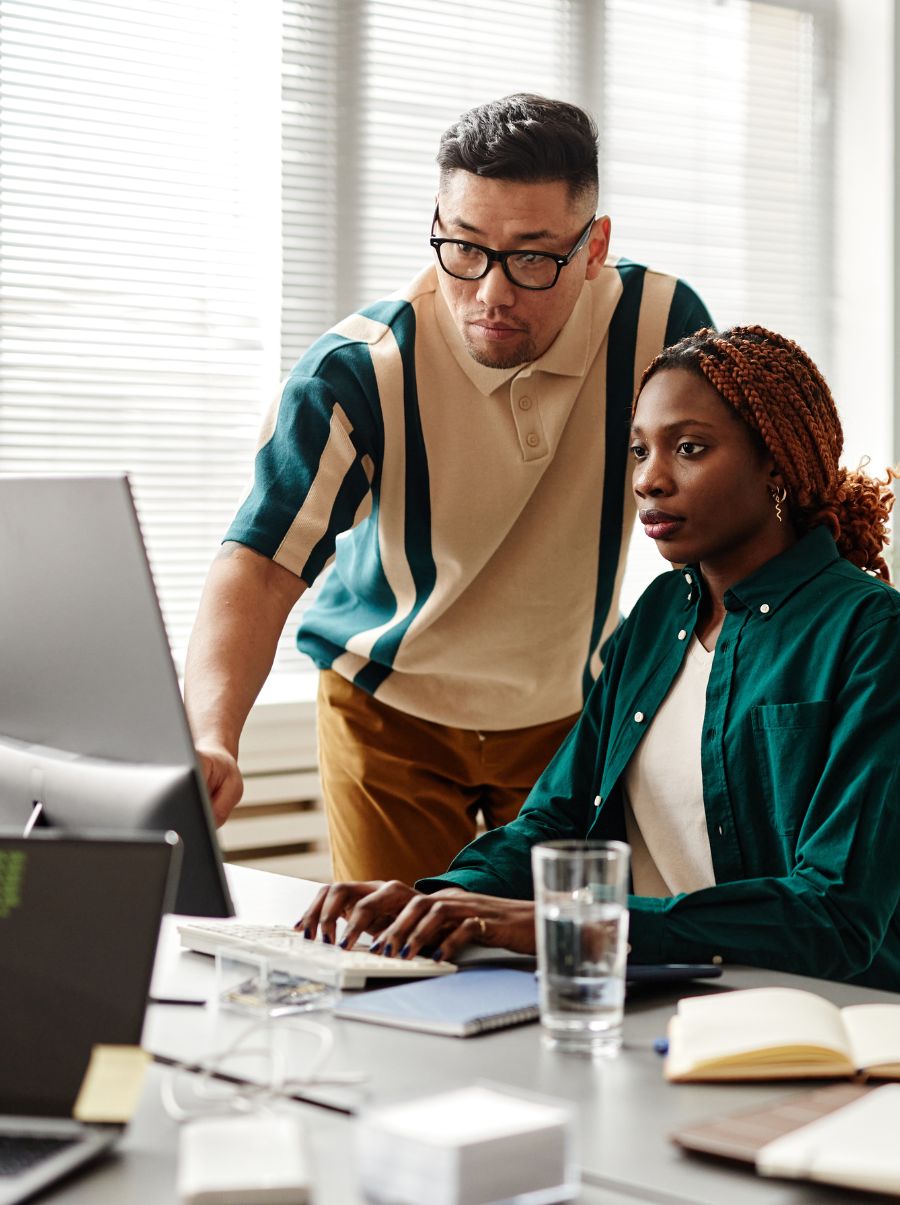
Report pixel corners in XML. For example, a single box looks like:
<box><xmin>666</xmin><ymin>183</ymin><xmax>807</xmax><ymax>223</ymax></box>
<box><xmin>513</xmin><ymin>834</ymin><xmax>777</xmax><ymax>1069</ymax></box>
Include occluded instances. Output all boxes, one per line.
<box><xmin>300</xmin><ymin>325</ymin><xmax>900</xmax><ymax>989</ymax></box>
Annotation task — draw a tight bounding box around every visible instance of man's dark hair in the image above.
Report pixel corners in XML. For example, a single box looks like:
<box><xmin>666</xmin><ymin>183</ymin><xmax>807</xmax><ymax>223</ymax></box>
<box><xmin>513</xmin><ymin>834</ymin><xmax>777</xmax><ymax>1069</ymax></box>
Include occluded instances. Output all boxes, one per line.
<box><xmin>437</xmin><ymin>93</ymin><xmax>598</xmax><ymax>205</ymax></box>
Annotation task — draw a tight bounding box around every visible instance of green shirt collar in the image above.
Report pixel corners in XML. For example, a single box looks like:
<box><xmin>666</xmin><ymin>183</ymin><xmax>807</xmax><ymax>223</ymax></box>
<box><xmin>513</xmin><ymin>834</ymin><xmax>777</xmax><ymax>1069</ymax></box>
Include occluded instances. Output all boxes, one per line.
<box><xmin>682</xmin><ymin>526</ymin><xmax>840</xmax><ymax>616</ymax></box>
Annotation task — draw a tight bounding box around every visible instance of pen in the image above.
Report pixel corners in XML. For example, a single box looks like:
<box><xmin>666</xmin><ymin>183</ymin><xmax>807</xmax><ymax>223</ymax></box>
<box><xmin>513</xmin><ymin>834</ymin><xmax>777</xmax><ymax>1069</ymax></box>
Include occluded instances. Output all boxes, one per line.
<box><xmin>653</xmin><ymin>1037</ymin><xmax>669</xmax><ymax>1056</ymax></box>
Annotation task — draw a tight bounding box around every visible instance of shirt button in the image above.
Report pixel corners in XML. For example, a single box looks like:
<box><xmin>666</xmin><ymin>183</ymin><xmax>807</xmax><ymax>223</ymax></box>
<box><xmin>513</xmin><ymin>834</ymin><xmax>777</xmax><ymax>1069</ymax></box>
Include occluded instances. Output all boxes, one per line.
<box><xmin>526</xmin><ymin>432</ymin><xmax>540</xmax><ymax>448</ymax></box>
<box><xmin>717</xmin><ymin>825</ymin><xmax>724</xmax><ymax>836</ymax></box>
<box><xmin>519</xmin><ymin>396</ymin><xmax>532</xmax><ymax>410</ymax></box>
<box><xmin>677</xmin><ymin>629</ymin><xmax>687</xmax><ymax>640</ymax></box>
<box><xmin>711</xmin><ymin>954</ymin><xmax>724</xmax><ymax>966</ymax></box>
<box><xmin>594</xmin><ymin>795</ymin><xmax>602</xmax><ymax>808</ymax></box>
<box><xmin>684</xmin><ymin>573</ymin><xmax>693</xmax><ymax>585</ymax></box>
<box><xmin>634</xmin><ymin>711</ymin><xmax>645</xmax><ymax>723</ymax></box>
<box><xmin>759</xmin><ymin>603</ymin><xmax>771</xmax><ymax>614</ymax></box>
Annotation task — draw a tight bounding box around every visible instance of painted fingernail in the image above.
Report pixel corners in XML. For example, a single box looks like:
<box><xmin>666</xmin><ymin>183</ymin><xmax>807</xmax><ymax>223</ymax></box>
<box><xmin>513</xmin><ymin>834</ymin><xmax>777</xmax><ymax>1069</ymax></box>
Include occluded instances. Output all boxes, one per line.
<box><xmin>399</xmin><ymin>944</ymin><xmax>410</xmax><ymax>959</ymax></box>
<box><xmin>323</xmin><ymin>933</ymin><xmax>332</xmax><ymax>945</ymax></box>
<box><xmin>383</xmin><ymin>943</ymin><xmax>392</xmax><ymax>957</ymax></box>
<box><xmin>303</xmin><ymin>927</ymin><xmax>312</xmax><ymax>939</ymax></box>
<box><xmin>432</xmin><ymin>948</ymin><xmax>443</xmax><ymax>962</ymax></box>
<box><xmin>339</xmin><ymin>937</ymin><xmax>349</xmax><ymax>949</ymax></box>
<box><xmin>370</xmin><ymin>940</ymin><xmax>382</xmax><ymax>953</ymax></box>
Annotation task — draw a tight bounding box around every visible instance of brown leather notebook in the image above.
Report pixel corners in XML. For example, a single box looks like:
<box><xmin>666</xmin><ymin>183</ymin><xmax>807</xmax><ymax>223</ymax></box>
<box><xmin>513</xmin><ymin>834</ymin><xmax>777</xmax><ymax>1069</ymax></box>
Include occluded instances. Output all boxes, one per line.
<box><xmin>672</xmin><ymin>1083</ymin><xmax>900</xmax><ymax>1196</ymax></box>
<box><xmin>671</xmin><ymin>1082</ymin><xmax>873</xmax><ymax>1164</ymax></box>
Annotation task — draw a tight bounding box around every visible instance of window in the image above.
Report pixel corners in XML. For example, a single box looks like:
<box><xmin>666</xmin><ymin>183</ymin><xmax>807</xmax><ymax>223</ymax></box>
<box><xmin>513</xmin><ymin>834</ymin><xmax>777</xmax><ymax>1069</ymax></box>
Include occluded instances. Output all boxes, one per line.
<box><xmin>3</xmin><ymin>0</ymin><xmax>879</xmax><ymax>686</ymax></box>
<box><xmin>600</xmin><ymin>0</ymin><xmax>836</xmax><ymax>605</ymax></box>
<box><xmin>0</xmin><ymin>0</ymin><xmax>282</xmax><ymax>666</ymax></box>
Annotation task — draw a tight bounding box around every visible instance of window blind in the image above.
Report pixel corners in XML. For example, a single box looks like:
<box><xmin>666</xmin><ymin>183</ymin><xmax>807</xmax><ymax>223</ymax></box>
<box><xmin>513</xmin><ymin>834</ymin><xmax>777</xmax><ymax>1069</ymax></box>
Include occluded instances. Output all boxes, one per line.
<box><xmin>0</xmin><ymin>0</ymin><xmax>281</xmax><ymax>668</ymax></box>
<box><xmin>603</xmin><ymin>0</ymin><xmax>830</xmax><ymax>356</ymax></box>
<box><xmin>346</xmin><ymin>0</ymin><xmax>577</xmax><ymax>306</ymax></box>
<box><xmin>600</xmin><ymin>0</ymin><xmax>832</xmax><ymax>610</ymax></box>
<box><xmin>0</xmin><ymin>0</ymin><xmax>836</xmax><ymax>680</ymax></box>
<box><xmin>280</xmin><ymin>0</ymin><xmax>339</xmax><ymax>373</ymax></box>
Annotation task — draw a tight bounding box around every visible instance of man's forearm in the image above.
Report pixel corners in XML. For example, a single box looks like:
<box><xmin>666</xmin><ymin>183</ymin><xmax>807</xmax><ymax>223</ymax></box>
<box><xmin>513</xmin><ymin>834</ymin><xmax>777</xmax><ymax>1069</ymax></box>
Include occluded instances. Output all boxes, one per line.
<box><xmin>184</xmin><ymin>543</ymin><xmax>306</xmax><ymax>754</ymax></box>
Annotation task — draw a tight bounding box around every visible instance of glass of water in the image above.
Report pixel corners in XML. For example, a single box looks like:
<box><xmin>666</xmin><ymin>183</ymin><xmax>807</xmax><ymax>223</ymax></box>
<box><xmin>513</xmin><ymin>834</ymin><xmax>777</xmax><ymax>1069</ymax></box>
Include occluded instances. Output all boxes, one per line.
<box><xmin>532</xmin><ymin>840</ymin><xmax>631</xmax><ymax>1056</ymax></box>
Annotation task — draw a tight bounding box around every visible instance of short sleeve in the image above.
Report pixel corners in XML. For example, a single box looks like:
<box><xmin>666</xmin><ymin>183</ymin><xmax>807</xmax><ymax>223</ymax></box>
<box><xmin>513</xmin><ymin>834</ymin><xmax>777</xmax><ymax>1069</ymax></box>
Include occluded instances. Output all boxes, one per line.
<box><xmin>226</xmin><ymin>343</ymin><xmax>381</xmax><ymax>585</ymax></box>
<box><xmin>664</xmin><ymin>279</ymin><xmax>714</xmax><ymax>345</ymax></box>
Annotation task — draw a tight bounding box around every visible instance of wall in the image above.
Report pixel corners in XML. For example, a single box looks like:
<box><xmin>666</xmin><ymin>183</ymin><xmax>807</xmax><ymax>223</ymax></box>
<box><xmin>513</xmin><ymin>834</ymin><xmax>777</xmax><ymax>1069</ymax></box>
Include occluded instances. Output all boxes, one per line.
<box><xmin>831</xmin><ymin>0</ymin><xmax>893</xmax><ymax>479</ymax></box>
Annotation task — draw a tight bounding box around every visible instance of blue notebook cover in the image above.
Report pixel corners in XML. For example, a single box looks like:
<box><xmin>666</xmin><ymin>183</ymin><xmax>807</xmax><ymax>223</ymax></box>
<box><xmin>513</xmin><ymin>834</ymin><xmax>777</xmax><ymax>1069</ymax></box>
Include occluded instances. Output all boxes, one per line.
<box><xmin>334</xmin><ymin>968</ymin><xmax>540</xmax><ymax>1037</ymax></box>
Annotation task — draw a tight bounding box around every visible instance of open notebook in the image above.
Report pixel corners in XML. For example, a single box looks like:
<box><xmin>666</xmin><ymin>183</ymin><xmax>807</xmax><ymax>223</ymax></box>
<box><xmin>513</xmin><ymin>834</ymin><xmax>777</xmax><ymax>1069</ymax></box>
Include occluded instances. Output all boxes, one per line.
<box><xmin>665</xmin><ymin>987</ymin><xmax>900</xmax><ymax>1082</ymax></box>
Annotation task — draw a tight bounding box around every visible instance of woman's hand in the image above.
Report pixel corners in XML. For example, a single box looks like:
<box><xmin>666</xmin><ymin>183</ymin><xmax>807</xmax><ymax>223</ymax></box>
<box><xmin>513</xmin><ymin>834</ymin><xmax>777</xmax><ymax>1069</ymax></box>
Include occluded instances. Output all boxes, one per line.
<box><xmin>296</xmin><ymin>880</ymin><xmax>422</xmax><ymax>947</ymax></box>
<box><xmin>296</xmin><ymin>882</ymin><xmax>536</xmax><ymax>961</ymax></box>
<box><xmin>362</xmin><ymin>889</ymin><xmax>536</xmax><ymax>961</ymax></box>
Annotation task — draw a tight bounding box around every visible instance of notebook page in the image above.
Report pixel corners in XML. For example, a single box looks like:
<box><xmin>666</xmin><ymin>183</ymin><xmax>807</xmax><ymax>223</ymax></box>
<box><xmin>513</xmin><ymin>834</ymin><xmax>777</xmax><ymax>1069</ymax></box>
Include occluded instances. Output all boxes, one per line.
<box><xmin>673</xmin><ymin>988</ymin><xmax>851</xmax><ymax>1067</ymax></box>
<box><xmin>841</xmin><ymin>1004</ymin><xmax>900</xmax><ymax>1073</ymax></box>
<box><xmin>756</xmin><ymin>1084</ymin><xmax>900</xmax><ymax>1193</ymax></box>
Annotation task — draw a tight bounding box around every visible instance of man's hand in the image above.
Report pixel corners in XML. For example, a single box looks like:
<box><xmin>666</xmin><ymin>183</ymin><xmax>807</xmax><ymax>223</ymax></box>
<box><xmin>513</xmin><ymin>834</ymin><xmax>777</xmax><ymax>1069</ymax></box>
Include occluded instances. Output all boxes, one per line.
<box><xmin>297</xmin><ymin>881</ymin><xmax>536</xmax><ymax>960</ymax></box>
<box><xmin>196</xmin><ymin>744</ymin><xmax>243</xmax><ymax>827</ymax></box>
<box><xmin>184</xmin><ymin>543</ymin><xmax>306</xmax><ymax>827</ymax></box>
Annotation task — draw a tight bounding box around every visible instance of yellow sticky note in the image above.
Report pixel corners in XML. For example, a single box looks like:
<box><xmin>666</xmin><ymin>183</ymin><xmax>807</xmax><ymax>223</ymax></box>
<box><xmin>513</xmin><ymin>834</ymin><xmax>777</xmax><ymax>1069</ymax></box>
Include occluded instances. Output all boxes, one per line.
<box><xmin>72</xmin><ymin>1045</ymin><xmax>151</xmax><ymax>1124</ymax></box>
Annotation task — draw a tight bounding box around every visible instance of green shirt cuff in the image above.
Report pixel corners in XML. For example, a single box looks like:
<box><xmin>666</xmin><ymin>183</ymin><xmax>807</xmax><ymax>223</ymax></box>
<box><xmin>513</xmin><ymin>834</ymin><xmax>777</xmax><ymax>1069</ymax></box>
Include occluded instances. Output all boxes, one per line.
<box><xmin>627</xmin><ymin>895</ymin><xmax>668</xmax><ymax>963</ymax></box>
<box><xmin>415</xmin><ymin>869</ymin><xmax>483</xmax><ymax>895</ymax></box>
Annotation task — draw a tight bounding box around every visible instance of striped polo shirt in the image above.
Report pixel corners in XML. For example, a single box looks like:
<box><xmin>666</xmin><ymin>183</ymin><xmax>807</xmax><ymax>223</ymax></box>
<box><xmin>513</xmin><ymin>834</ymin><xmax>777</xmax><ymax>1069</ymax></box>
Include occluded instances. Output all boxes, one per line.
<box><xmin>227</xmin><ymin>258</ymin><xmax>711</xmax><ymax>730</ymax></box>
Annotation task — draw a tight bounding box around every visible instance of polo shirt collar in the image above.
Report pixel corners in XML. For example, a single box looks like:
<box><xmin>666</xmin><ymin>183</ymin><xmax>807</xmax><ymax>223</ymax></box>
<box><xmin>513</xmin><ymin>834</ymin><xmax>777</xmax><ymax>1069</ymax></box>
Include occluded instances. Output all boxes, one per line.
<box><xmin>699</xmin><ymin>526</ymin><xmax>840</xmax><ymax>615</ymax></box>
<box><xmin>433</xmin><ymin>272</ymin><xmax>594</xmax><ymax>398</ymax></box>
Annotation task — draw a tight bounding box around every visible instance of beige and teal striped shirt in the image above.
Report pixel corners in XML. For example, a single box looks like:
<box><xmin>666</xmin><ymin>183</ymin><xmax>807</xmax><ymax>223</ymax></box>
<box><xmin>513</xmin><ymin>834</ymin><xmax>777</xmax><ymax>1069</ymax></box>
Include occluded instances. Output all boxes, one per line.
<box><xmin>227</xmin><ymin>258</ymin><xmax>711</xmax><ymax>729</ymax></box>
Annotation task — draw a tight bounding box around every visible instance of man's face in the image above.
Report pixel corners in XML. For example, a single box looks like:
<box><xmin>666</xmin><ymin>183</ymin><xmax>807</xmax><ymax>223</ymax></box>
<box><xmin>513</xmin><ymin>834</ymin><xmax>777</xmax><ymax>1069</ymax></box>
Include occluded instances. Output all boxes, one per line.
<box><xmin>433</xmin><ymin>172</ymin><xmax>610</xmax><ymax>369</ymax></box>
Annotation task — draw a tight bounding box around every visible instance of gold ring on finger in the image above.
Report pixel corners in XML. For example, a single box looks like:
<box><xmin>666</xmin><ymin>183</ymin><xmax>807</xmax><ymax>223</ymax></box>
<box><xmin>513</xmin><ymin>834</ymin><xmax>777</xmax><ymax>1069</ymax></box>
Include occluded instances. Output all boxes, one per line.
<box><xmin>475</xmin><ymin>916</ymin><xmax>487</xmax><ymax>938</ymax></box>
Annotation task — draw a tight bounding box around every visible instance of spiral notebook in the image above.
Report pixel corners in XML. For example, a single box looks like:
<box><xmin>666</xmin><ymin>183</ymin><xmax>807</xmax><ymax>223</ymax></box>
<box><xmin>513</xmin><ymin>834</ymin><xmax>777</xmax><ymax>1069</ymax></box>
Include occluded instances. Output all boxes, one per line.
<box><xmin>334</xmin><ymin>968</ymin><xmax>540</xmax><ymax>1037</ymax></box>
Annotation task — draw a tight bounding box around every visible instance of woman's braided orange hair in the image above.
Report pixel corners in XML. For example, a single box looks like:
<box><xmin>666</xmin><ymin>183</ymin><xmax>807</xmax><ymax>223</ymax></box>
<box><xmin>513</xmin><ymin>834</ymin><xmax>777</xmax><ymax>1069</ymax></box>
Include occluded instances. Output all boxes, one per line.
<box><xmin>639</xmin><ymin>325</ymin><xmax>898</xmax><ymax>582</ymax></box>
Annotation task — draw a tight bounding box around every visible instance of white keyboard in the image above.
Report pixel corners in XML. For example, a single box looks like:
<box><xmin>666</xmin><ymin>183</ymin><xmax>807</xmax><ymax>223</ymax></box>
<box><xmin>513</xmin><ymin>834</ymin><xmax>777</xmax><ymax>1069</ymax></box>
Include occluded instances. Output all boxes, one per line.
<box><xmin>177</xmin><ymin>921</ymin><xmax>458</xmax><ymax>990</ymax></box>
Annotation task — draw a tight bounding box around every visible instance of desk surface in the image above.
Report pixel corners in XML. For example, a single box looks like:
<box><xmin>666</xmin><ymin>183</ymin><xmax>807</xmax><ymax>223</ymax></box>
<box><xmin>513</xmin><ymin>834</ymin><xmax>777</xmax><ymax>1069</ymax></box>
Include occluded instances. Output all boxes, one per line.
<box><xmin>58</xmin><ymin>866</ymin><xmax>900</xmax><ymax>1203</ymax></box>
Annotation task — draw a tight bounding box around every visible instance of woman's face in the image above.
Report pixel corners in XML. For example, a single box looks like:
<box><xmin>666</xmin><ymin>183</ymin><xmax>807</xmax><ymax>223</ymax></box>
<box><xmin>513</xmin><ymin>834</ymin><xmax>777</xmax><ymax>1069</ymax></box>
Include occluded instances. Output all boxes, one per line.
<box><xmin>631</xmin><ymin>367</ymin><xmax>786</xmax><ymax>577</ymax></box>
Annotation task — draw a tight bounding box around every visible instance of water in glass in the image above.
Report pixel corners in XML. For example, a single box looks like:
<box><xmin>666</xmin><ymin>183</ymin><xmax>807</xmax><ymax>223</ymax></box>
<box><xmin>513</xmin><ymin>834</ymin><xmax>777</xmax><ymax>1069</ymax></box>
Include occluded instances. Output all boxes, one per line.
<box><xmin>539</xmin><ymin>898</ymin><xmax>628</xmax><ymax>1054</ymax></box>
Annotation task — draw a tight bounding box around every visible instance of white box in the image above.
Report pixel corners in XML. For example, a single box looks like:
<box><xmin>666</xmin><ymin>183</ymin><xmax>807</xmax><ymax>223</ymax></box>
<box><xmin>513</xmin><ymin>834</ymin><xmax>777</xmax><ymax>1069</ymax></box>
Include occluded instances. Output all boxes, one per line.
<box><xmin>178</xmin><ymin>1114</ymin><xmax>309</xmax><ymax>1204</ymax></box>
<box><xmin>356</xmin><ymin>1085</ymin><xmax>577</xmax><ymax>1205</ymax></box>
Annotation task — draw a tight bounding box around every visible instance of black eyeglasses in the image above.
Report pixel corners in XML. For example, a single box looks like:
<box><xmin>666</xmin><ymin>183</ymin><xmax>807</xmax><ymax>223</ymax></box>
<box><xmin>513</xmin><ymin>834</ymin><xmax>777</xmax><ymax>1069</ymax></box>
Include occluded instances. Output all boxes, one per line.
<box><xmin>429</xmin><ymin>206</ymin><xmax>596</xmax><ymax>291</ymax></box>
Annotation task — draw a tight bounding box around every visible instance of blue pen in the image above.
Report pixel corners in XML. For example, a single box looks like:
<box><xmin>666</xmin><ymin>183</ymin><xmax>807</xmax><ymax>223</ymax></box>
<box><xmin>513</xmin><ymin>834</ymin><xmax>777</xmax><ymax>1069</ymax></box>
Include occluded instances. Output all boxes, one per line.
<box><xmin>653</xmin><ymin>1037</ymin><xmax>669</xmax><ymax>1056</ymax></box>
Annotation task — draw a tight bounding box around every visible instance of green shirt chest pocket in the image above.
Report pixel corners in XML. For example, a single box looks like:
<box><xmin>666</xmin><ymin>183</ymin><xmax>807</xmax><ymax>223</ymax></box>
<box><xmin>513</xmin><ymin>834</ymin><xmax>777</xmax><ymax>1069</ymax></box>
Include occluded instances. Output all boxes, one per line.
<box><xmin>751</xmin><ymin>701</ymin><xmax>832</xmax><ymax>837</ymax></box>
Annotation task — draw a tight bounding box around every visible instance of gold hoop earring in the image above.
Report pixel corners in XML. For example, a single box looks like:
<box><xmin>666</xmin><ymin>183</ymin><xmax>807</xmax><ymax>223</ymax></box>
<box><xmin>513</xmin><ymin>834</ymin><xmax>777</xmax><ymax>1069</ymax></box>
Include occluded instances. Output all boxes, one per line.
<box><xmin>770</xmin><ymin>484</ymin><xmax>788</xmax><ymax>524</ymax></box>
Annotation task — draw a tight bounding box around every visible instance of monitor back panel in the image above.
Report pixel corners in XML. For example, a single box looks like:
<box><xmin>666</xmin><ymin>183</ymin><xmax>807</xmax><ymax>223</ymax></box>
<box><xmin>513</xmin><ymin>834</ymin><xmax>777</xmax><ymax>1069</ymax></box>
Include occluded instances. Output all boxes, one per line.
<box><xmin>0</xmin><ymin>475</ymin><xmax>232</xmax><ymax>915</ymax></box>
<box><xmin>0</xmin><ymin>474</ymin><xmax>192</xmax><ymax>764</ymax></box>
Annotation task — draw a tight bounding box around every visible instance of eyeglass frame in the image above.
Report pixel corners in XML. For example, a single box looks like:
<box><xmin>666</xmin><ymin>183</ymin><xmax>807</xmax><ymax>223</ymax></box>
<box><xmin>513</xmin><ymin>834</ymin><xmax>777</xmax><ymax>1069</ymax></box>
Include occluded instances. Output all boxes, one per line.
<box><xmin>429</xmin><ymin>205</ymin><xmax>597</xmax><ymax>291</ymax></box>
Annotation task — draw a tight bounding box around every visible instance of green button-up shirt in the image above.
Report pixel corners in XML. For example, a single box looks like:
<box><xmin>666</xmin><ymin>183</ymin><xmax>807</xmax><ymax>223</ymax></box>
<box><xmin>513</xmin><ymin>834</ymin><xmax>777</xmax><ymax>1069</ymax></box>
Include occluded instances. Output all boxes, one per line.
<box><xmin>419</xmin><ymin>527</ymin><xmax>900</xmax><ymax>990</ymax></box>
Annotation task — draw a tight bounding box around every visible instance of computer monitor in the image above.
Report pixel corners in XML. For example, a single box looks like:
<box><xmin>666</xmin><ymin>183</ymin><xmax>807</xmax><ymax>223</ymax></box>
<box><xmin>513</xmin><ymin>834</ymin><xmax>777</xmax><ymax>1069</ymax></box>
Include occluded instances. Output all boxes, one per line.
<box><xmin>0</xmin><ymin>474</ymin><xmax>233</xmax><ymax>916</ymax></box>
<box><xmin>0</xmin><ymin>830</ymin><xmax>181</xmax><ymax>1117</ymax></box>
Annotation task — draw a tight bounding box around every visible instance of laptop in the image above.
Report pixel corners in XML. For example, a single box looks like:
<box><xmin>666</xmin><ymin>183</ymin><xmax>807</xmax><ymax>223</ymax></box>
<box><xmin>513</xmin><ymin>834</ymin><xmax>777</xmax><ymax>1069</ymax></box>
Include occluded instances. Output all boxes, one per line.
<box><xmin>0</xmin><ymin>831</ymin><xmax>180</xmax><ymax>1204</ymax></box>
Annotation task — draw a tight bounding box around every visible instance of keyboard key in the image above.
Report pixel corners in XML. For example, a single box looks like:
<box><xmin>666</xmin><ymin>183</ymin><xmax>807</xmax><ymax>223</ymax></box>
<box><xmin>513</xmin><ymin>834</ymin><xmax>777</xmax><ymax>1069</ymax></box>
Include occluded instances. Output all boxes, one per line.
<box><xmin>0</xmin><ymin>1134</ymin><xmax>76</xmax><ymax>1177</ymax></box>
<box><xmin>178</xmin><ymin>921</ymin><xmax>458</xmax><ymax>989</ymax></box>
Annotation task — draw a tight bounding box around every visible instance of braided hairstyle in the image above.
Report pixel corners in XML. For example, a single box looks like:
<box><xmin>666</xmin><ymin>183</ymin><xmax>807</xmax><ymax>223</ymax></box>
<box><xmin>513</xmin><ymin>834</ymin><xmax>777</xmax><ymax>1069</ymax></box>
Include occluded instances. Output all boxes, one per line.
<box><xmin>639</xmin><ymin>325</ymin><xmax>898</xmax><ymax>582</ymax></box>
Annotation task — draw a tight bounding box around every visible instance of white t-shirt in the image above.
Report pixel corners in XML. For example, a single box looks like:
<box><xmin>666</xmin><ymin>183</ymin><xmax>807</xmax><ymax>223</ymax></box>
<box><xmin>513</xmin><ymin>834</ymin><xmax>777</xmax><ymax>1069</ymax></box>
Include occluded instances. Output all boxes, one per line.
<box><xmin>623</xmin><ymin>635</ymin><xmax>716</xmax><ymax>897</ymax></box>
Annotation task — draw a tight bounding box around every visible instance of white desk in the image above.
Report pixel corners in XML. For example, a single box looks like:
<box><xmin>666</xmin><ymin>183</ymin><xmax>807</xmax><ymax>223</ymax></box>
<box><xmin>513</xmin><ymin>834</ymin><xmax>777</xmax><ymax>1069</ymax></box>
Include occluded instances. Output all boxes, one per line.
<box><xmin>45</xmin><ymin>1069</ymin><xmax>627</xmax><ymax>1205</ymax></box>
<box><xmin>55</xmin><ymin>866</ymin><xmax>900</xmax><ymax>1203</ymax></box>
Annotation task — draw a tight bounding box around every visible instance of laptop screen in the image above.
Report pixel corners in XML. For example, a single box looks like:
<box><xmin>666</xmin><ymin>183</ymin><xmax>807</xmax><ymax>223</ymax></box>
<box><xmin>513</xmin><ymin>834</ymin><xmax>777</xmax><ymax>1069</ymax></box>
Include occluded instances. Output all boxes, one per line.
<box><xmin>0</xmin><ymin>833</ymin><xmax>177</xmax><ymax>1118</ymax></box>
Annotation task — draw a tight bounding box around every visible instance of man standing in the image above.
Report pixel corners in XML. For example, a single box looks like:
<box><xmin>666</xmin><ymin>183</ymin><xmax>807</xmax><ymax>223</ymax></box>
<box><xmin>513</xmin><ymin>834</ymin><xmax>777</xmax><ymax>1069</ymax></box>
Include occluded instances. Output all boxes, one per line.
<box><xmin>184</xmin><ymin>94</ymin><xmax>711</xmax><ymax>884</ymax></box>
